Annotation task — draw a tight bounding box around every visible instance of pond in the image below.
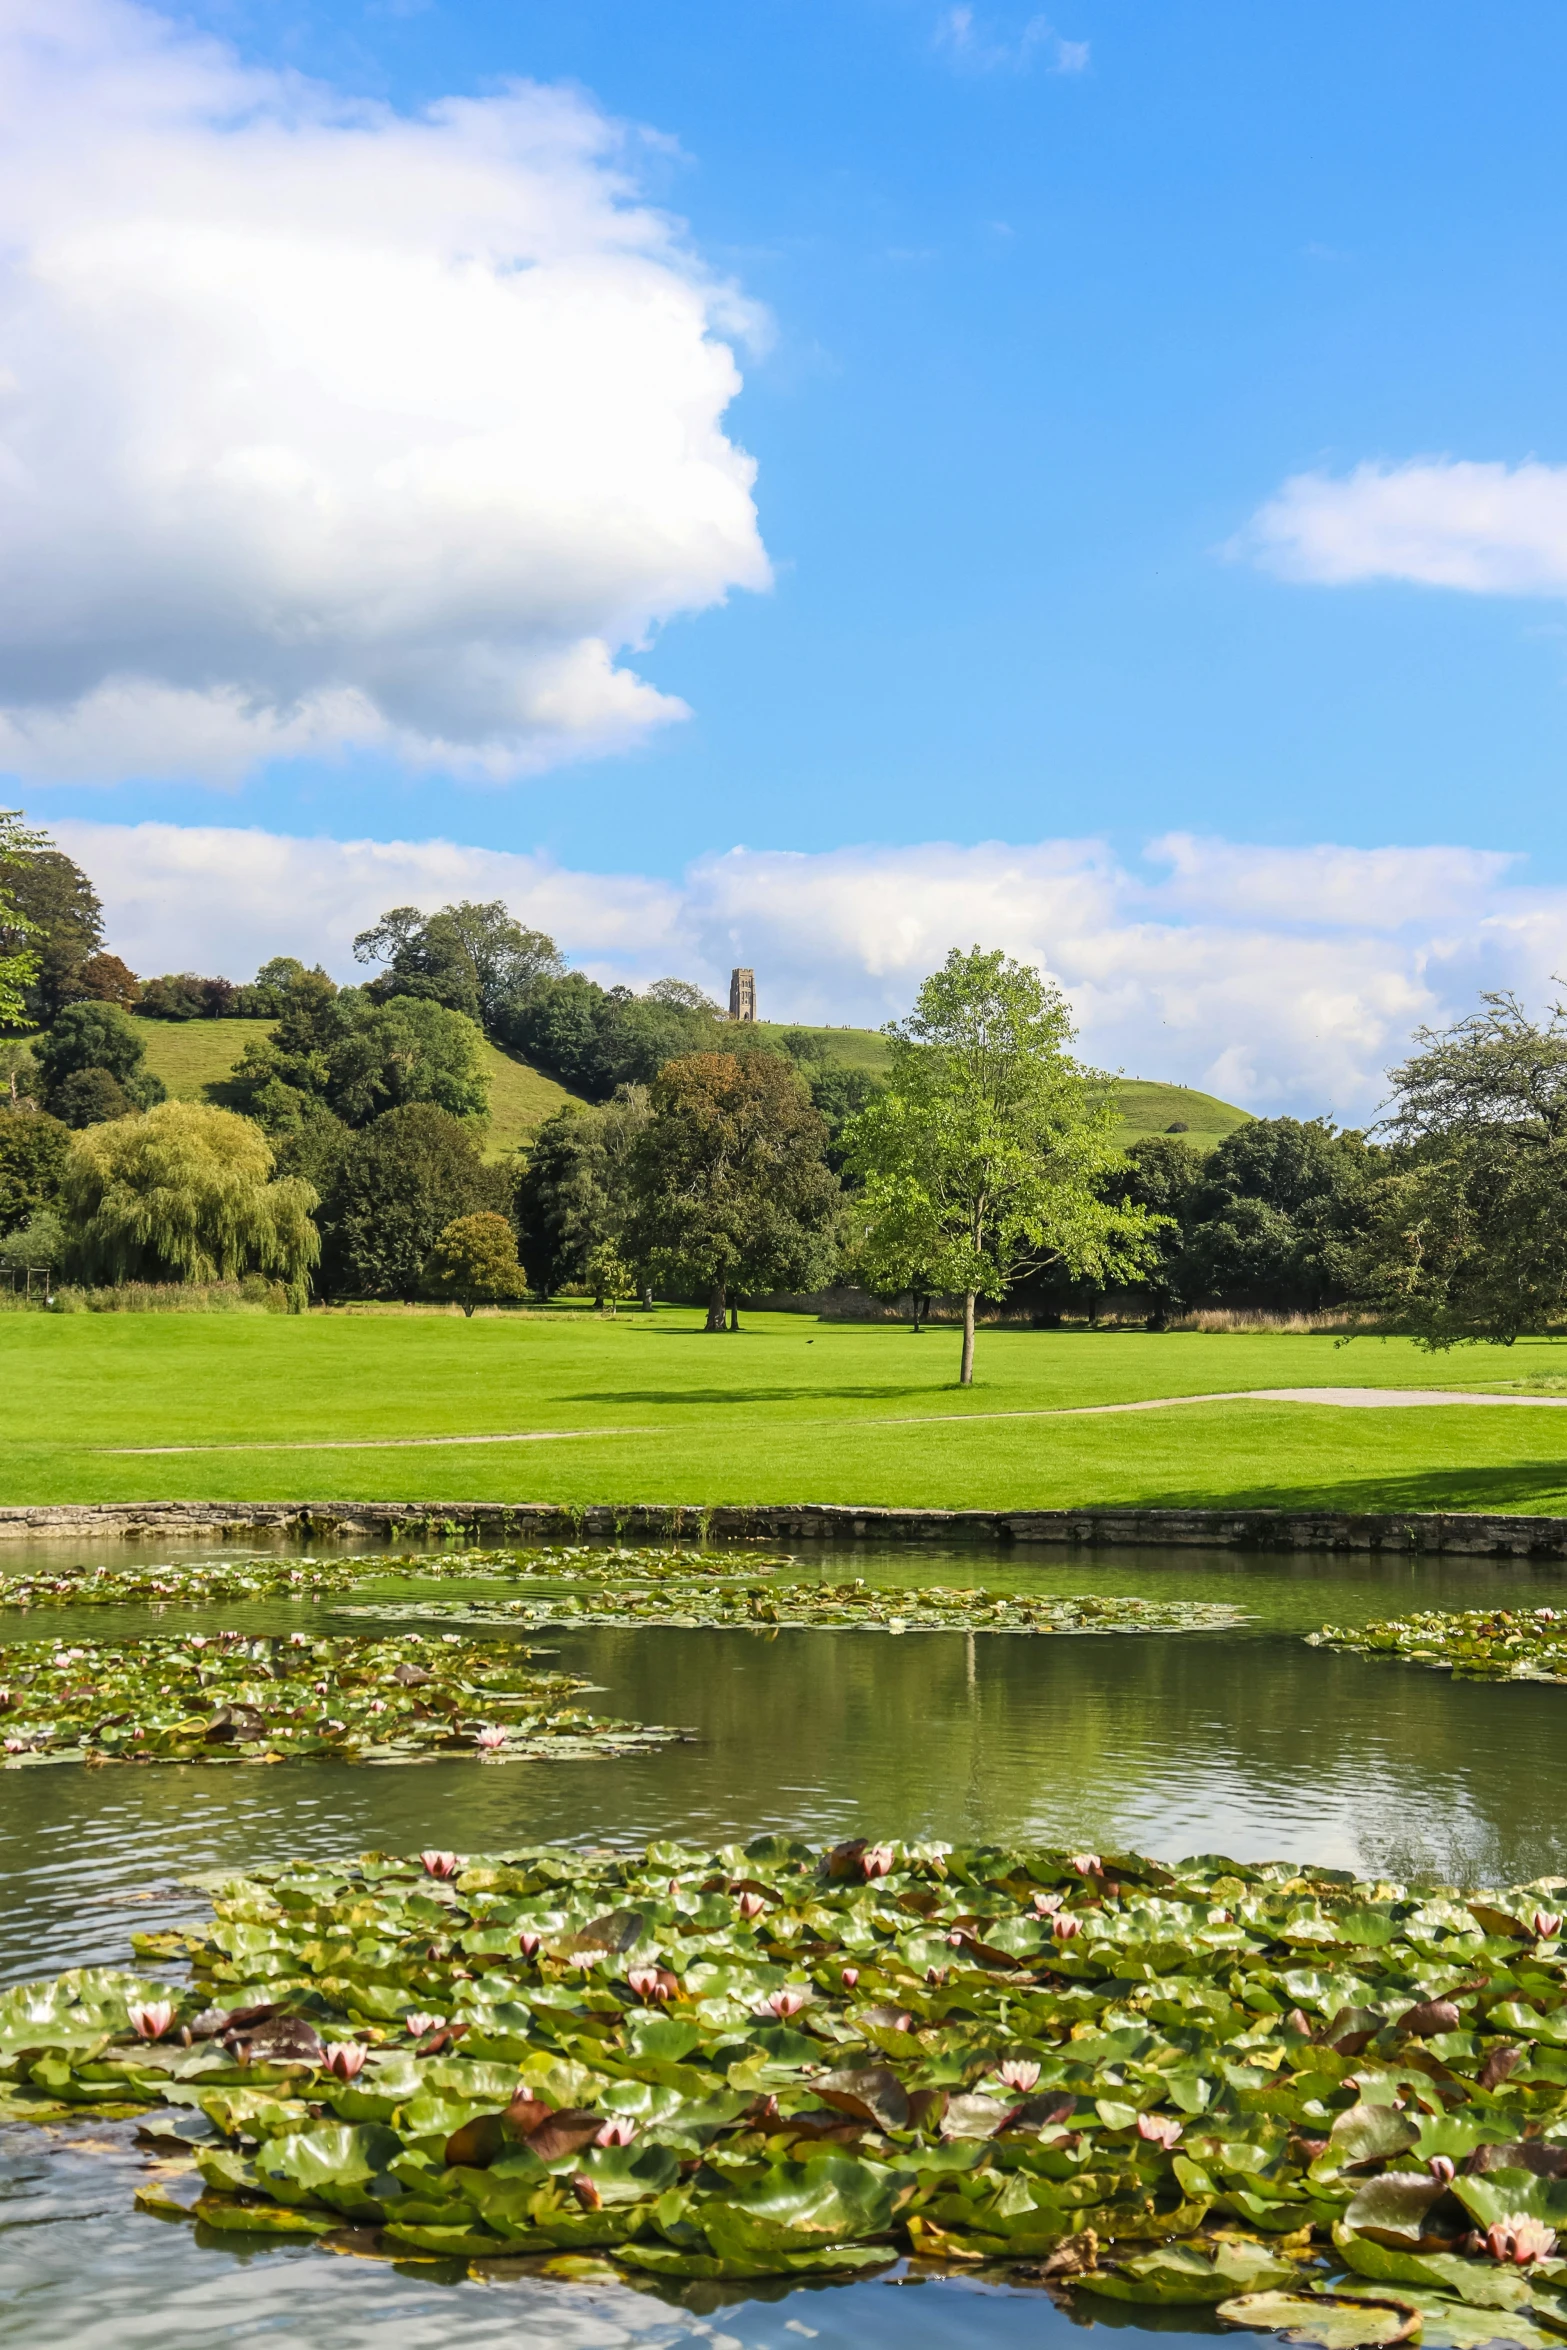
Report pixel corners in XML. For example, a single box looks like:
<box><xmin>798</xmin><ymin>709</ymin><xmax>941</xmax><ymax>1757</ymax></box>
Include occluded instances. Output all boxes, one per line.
<box><xmin>4</xmin><ymin>1536</ymin><xmax>1567</xmax><ymax>2349</ymax></box>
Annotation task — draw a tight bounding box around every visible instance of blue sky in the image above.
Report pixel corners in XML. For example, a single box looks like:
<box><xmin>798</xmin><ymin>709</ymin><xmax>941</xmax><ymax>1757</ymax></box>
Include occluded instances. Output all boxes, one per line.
<box><xmin>9</xmin><ymin>0</ymin><xmax>1567</xmax><ymax>1106</ymax></box>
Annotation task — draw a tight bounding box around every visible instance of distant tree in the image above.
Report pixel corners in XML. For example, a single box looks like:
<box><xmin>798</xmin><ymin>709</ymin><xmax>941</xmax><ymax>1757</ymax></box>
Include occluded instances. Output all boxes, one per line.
<box><xmin>138</xmin><ymin>973</ymin><xmax>237</xmax><ymax>1020</ymax></box>
<box><xmin>229</xmin><ymin>987</ymin><xmax>488</xmax><ymax>1132</ymax></box>
<box><xmin>1355</xmin><ymin>992</ymin><xmax>1567</xmax><ymax>1346</ymax></box>
<box><xmin>515</xmin><ymin>1088</ymin><xmax>650</xmax><ymax>1297</ymax></box>
<box><xmin>842</xmin><ymin>948</ymin><xmax>1161</xmax><ymax>1384</ymax></box>
<box><xmin>1113</xmin><ymin>1135</ymin><xmax>1205</xmax><ymax>1326</ymax></box>
<box><xmin>62</xmin><ymin>1102</ymin><xmax>319</xmax><ymax>1304</ymax></box>
<box><xmin>231</xmin><ymin>957</ymin><xmax>334</xmax><ymax>1018</ymax></box>
<box><xmin>69</xmin><ymin>954</ymin><xmax>141</xmax><ymax>1010</ymax></box>
<box><xmin>354</xmin><ymin>901</ymin><xmax>564</xmax><ymax>1030</ymax></box>
<box><xmin>0</xmin><ymin>1205</ymin><xmax>65</xmax><ymax>1279</ymax></box>
<box><xmin>626</xmin><ymin>1053</ymin><xmax>840</xmax><ymax>1331</ymax></box>
<box><xmin>584</xmin><ymin>1236</ymin><xmax>636</xmax><ymax>1312</ymax></box>
<box><xmin>0</xmin><ymin>836</ymin><xmax>106</xmax><ymax>1023</ymax></box>
<box><xmin>315</xmin><ymin>1103</ymin><xmax>509</xmax><ymax>1299</ymax></box>
<box><xmin>500</xmin><ymin>973</ymin><xmax>723</xmax><ymax>1099</ymax></box>
<box><xmin>1178</xmin><ymin>1118</ymin><xmax>1377</xmax><ymax>1310</ymax></box>
<box><xmin>32</xmin><ymin>1002</ymin><xmax>167</xmax><ymax>1120</ymax></box>
<box><xmin>644</xmin><ymin>977</ymin><xmax>721</xmax><ymax>1014</ymax></box>
<box><xmin>423</xmin><ymin>1211</ymin><xmax>528</xmax><ymax>1314</ymax></box>
<box><xmin>0</xmin><ymin>1108</ymin><xmax>71</xmax><ymax>1234</ymax></box>
<box><xmin>0</xmin><ymin>809</ymin><xmax>48</xmax><ymax>1029</ymax></box>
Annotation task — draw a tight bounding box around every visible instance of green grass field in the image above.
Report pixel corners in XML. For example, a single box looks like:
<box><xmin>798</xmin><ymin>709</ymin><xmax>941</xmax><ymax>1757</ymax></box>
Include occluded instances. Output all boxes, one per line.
<box><xmin>130</xmin><ymin>1017</ymin><xmax>580</xmax><ymax>1158</ymax></box>
<box><xmin>6</xmin><ymin>1311</ymin><xmax>1567</xmax><ymax>1515</ymax></box>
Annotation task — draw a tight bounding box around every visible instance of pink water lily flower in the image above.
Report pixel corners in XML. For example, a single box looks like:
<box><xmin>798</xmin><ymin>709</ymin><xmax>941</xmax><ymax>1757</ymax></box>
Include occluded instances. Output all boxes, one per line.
<box><xmin>1053</xmin><ymin>1913</ymin><xmax>1081</xmax><ymax>1940</ymax></box>
<box><xmin>130</xmin><ymin>2002</ymin><xmax>175</xmax><ymax>2041</ymax></box>
<box><xmin>763</xmin><ymin>1988</ymin><xmax>808</xmax><ymax>2019</ymax></box>
<box><xmin>1031</xmin><ymin>1891</ymin><xmax>1063</xmax><ymax>1916</ymax></box>
<box><xmin>1488</xmin><ymin>2218</ymin><xmax>1557</xmax><ymax>2265</ymax></box>
<box><xmin>997</xmin><ymin>2060</ymin><xmax>1041</xmax><ymax>2092</ymax></box>
<box><xmin>1429</xmin><ymin>2156</ymin><xmax>1457</xmax><ymax>2184</ymax></box>
<box><xmin>3</xmin><ymin>1737</ymin><xmax>26</xmax><ymax>1753</ymax></box>
<box><xmin>595</xmin><ymin>2117</ymin><xmax>637</xmax><ymax>2147</ymax></box>
<box><xmin>1533</xmin><ymin>1911</ymin><xmax>1563</xmax><ymax>1940</ymax></box>
<box><xmin>405</xmin><ymin>2011</ymin><xmax>445</xmax><ymax>2037</ymax></box>
<box><xmin>288</xmin><ymin>1632</ymin><xmax>308</xmax><ymax>1646</ymax></box>
<box><xmin>421</xmin><ymin>1850</ymin><xmax>459</xmax><ymax>1879</ymax></box>
<box><xmin>518</xmin><ymin>1932</ymin><xmax>542</xmax><ymax>1960</ymax></box>
<box><xmin>324</xmin><ymin>2043</ymin><xmax>366</xmax><ymax>2081</ymax></box>
<box><xmin>735</xmin><ymin>1891</ymin><xmax>767</xmax><ymax>1920</ymax></box>
<box><xmin>1137</xmin><ymin>2112</ymin><xmax>1183</xmax><ymax>2149</ymax></box>
<box><xmin>368</xmin><ymin>1700</ymin><xmax>387</xmax><ymax>1714</ymax></box>
<box><xmin>475</xmin><ymin>1727</ymin><xmax>508</xmax><ymax>1750</ymax></box>
<box><xmin>1069</xmin><ymin>1854</ymin><xmax>1101</xmax><ymax>1877</ymax></box>
<box><xmin>926</xmin><ymin>1965</ymin><xmax>949</xmax><ymax>1987</ymax></box>
<box><xmin>841</xmin><ymin>1967</ymin><xmax>860</xmax><ymax>1990</ymax></box>
<box><xmin>0</xmin><ymin>1691</ymin><xmax>10</xmax><ymax>1710</ymax></box>
<box><xmin>861</xmin><ymin>1845</ymin><xmax>896</xmax><ymax>1880</ymax></box>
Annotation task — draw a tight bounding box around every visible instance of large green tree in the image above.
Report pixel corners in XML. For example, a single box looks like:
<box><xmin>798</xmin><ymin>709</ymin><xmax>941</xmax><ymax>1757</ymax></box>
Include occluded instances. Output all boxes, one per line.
<box><xmin>315</xmin><ymin>1103</ymin><xmax>510</xmax><ymax>1299</ymax></box>
<box><xmin>1356</xmin><ymin>991</ymin><xmax>1567</xmax><ymax>1346</ymax></box>
<box><xmin>0</xmin><ymin>1108</ymin><xmax>71</xmax><ymax>1235</ymax></box>
<box><xmin>0</xmin><ymin>831</ymin><xmax>107</xmax><ymax>1023</ymax></box>
<box><xmin>62</xmin><ymin>1102</ymin><xmax>319</xmax><ymax>1304</ymax></box>
<box><xmin>0</xmin><ymin>810</ymin><xmax>48</xmax><ymax>1028</ymax></box>
<box><xmin>626</xmin><ymin>1053</ymin><xmax>840</xmax><ymax>1329</ymax></box>
<box><xmin>31</xmin><ymin>1002</ymin><xmax>167</xmax><ymax>1122</ymax></box>
<box><xmin>354</xmin><ymin>901</ymin><xmax>564</xmax><ymax>1030</ymax></box>
<box><xmin>842</xmin><ymin>947</ymin><xmax>1161</xmax><ymax>1383</ymax></box>
<box><xmin>515</xmin><ymin>1087</ymin><xmax>650</xmax><ymax>1299</ymax></box>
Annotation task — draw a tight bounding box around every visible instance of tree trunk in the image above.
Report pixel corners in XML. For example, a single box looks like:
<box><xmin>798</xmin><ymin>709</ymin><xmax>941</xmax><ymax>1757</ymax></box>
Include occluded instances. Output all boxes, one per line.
<box><xmin>705</xmin><ymin>1281</ymin><xmax>727</xmax><ymax>1332</ymax></box>
<box><xmin>911</xmin><ymin>1292</ymin><xmax>928</xmax><ymax>1333</ymax></box>
<box><xmin>959</xmin><ymin>1290</ymin><xmax>977</xmax><ymax>1384</ymax></box>
<box><xmin>728</xmin><ymin>1300</ymin><xmax>742</xmax><ymax>1330</ymax></box>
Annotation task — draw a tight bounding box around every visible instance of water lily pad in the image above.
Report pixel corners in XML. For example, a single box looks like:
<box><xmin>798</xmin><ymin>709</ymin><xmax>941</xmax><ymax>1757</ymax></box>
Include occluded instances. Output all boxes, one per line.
<box><xmin>1217</xmin><ymin>2290</ymin><xmax>1418</xmax><ymax>2345</ymax></box>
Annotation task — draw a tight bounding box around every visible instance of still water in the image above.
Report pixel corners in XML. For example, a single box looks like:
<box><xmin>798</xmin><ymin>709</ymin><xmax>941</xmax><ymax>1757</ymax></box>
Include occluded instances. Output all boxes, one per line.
<box><xmin>3</xmin><ymin>1538</ymin><xmax>1566</xmax><ymax>2348</ymax></box>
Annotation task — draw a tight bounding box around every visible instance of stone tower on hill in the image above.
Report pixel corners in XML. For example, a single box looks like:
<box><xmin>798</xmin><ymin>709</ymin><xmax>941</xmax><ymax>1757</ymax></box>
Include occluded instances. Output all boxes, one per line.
<box><xmin>728</xmin><ymin>967</ymin><xmax>757</xmax><ymax>1023</ymax></box>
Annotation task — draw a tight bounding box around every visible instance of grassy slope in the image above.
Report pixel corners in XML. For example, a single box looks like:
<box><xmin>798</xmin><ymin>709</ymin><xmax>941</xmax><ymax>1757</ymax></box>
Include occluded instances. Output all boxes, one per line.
<box><xmin>749</xmin><ymin>1022</ymin><xmax>1247</xmax><ymax>1147</ymax></box>
<box><xmin>131</xmin><ymin>1018</ymin><xmax>579</xmax><ymax>1159</ymax></box>
<box><xmin>6</xmin><ymin>1313</ymin><xmax>1567</xmax><ymax>1514</ymax></box>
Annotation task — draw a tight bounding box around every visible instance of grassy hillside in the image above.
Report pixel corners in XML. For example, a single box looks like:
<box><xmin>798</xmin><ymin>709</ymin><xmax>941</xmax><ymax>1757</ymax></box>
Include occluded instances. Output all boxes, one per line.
<box><xmin>749</xmin><ymin>1019</ymin><xmax>1249</xmax><ymax>1148</ymax></box>
<box><xmin>129</xmin><ymin>1017</ymin><xmax>579</xmax><ymax>1159</ymax></box>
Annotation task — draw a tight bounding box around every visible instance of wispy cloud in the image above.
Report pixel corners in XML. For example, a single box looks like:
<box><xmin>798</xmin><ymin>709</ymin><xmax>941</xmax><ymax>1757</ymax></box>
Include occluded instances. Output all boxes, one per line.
<box><xmin>50</xmin><ymin>821</ymin><xmax>1567</xmax><ymax>1121</ymax></box>
<box><xmin>1240</xmin><ymin>458</ymin><xmax>1567</xmax><ymax>594</ymax></box>
<box><xmin>933</xmin><ymin>7</ymin><xmax>1088</xmax><ymax>75</ymax></box>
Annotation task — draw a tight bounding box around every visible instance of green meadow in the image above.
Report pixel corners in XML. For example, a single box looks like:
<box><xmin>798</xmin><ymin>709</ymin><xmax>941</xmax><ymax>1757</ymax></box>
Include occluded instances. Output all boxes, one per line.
<box><xmin>6</xmin><ymin>1309</ymin><xmax>1567</xmax><ymax>1515</ymax></box>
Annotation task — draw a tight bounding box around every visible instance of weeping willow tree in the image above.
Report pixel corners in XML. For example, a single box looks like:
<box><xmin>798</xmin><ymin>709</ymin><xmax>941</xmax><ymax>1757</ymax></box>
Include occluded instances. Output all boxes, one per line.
<box><xmin>63</xmin><ymin>1102</ymin><xmax>320</xmax><ymax>1305</ymax></box>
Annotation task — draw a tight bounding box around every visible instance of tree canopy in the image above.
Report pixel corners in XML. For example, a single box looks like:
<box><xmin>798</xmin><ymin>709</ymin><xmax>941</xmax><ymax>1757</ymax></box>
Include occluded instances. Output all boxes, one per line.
<box><xmin>228</xmin><ymin>984</ymin><xmax>489</xmax><ymax>1132</ymax></box>
<box><xmin>354</xmin><ymin>900</ymin><xmax>564</xmax><ymax>1030</ymax></box>
<box><xmin>515</xmin><ymin>1087</ymin><xmax>649</xmax><ymax>1298</ymax></box>
<box><xmin>423</xmin><ymin>1211</ymin><xmax>529</xmax><ymax>1314</ymax></box>
<box><xmin>1356</xmin><ymin>992</ymin><xmax>1567</xmax><ymax>1346</ymax></box>
<box><xmin>843</xmin><ymin>947</ymin><xmax>1160</xmax><ymax>1382</ymax></box>
<box><xmin>315</xmin><ymin>1103</ymin><xmax>509</xmax><ymax>1299</ymax></box>
<box><xmin>500</xmin><ymin>973</ymin><xmax>724</xmax><ymax>1100</ymax></box>
<box><xmin>626</xmin><ymin>1052</ymin><xmax>840</xmax><ymax>1328</ymax></box>
<box><xmin>31</xmin><ymin>1002</ymin><xmax>167</xmax><ymax>1123</ymax></box>
<box><xmin>0</xmin><ymin>1107</ymin><xmax>71</xmax><ymax>1236</ymax></box>
<box><xmin>62</xmin><ymin>1103</ymin><xmax>319</xmax><ymax>1303</ymax></box>
<box><xmin>0</xmin><ymin>809</ymin><xmax>48</xmax><ymax>1028</ymax></box>
<box><xmin>0</xmin><ymin>829</ymin><xmax>109</xmax><ymax>1024</ymax></box>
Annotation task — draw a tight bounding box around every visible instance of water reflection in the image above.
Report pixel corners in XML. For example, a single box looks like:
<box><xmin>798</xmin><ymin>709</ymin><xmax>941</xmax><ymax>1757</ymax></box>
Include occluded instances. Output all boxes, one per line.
<box><xmin>3</xmin><ymin>1539</ymin><xmax>1567</xmax><ymax>2346</ymax></box>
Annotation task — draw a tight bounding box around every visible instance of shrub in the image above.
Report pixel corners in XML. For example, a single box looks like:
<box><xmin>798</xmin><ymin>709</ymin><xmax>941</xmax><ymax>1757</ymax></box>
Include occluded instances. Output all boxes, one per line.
<box><xmin>50</xmin><ymin>1067</ymin><xmax>136</xmax><ymax>1127</ymax></box>
<box><xmin>316</xmin><ymin>1103</ymin><xmax>508</xmax><ymax>1299</ymax></box>
<box><xmin>423</xmin><ymin>1212</ymin><xmax>528</xmax><ymax>1314</ymax></box>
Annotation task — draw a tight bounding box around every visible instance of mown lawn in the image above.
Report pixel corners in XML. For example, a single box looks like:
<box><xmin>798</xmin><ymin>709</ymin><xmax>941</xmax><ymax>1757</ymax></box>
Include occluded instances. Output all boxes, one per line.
<box><xmin>7</xmin><ymin>1309</ymin><xmax>1567</xmax><ymax>1513</ymax></box>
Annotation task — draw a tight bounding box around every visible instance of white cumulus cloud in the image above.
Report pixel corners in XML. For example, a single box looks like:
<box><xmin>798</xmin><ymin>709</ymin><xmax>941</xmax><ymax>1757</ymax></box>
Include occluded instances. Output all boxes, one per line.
<box><xmin>0</xmin><ymin>0</ymin><xmax>770</xmax><ymax>783</ymax></box>
<box><xmin>1242</xmin><ymin>458</ymin><xmax>1567</xmax><ymax>594</ymax></box>
<box><xmin>53</xmin><ymin>820</ymin><xmax>1567</xmax><ymax>1122</ymax></box>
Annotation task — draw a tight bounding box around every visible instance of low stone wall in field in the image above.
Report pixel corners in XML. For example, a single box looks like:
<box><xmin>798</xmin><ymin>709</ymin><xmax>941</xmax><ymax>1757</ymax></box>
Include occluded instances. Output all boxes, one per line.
<box><xmin>6</xmin><ymin>1498</ymin><xmax>1567</xmax><ymax>1558</ymax></box>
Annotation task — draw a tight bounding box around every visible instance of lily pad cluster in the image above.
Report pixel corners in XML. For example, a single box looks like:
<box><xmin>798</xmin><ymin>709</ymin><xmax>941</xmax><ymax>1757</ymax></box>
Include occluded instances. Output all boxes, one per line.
<box><xmin>1309</xmin><ymin>1612</ymin><xmax>1567</xmax><ymax>1686</ymax></box>
<box><xmin>339</xmin><ymin>1583</ymin><xmax>1244</xmax><ymax>1638</ymax></box>
<box><xmin>0</xmin><ymin>1630</ymin><xmax>681</xmax><ymax>1765</ymax></box>
<box><xmin>12</xmin><ymin>1837</ymin><xmax>1567</xmax><ymax>2340</ymax></box>
<box><xmin>0</xmin><ymin>1545</ymin><xmax>783</xmax><ymax>1613</ymax></box>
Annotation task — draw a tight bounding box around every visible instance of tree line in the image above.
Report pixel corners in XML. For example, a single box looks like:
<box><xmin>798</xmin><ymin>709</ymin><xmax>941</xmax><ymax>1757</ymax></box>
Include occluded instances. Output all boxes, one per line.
<box><xmin>3</xmin><ymin>809</ymin><xmax>1566</xmax><ymax>1359</ymax></box>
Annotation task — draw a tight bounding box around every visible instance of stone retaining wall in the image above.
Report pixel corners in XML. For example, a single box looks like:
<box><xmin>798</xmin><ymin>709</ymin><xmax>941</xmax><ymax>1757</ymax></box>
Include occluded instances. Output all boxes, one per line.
<box><xmin>5</xmin><ymin>1499</ymin><xmax>1567</xmax><ymax>1557</ymax></box>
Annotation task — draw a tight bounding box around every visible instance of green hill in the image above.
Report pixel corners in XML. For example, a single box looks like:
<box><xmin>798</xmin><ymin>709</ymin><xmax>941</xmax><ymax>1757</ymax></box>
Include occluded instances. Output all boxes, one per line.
<box><xmin>750</xmin><ymin>1020</ymin><xmax>1248</xmax><ymax>1149</ymax></box>
<box><xmin>128</xmin><ymin>1017</ymin><xmax>581</xmax><ymax>1161</ymax></box>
